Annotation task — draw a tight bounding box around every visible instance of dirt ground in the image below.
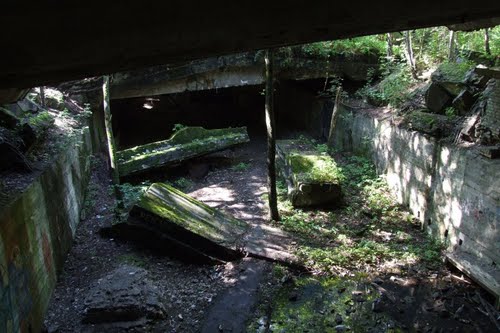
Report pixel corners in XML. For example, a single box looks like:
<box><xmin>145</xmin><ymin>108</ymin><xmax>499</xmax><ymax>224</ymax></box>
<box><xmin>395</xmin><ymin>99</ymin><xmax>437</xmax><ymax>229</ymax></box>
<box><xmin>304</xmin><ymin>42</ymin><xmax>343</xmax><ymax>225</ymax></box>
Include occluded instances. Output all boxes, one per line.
<box><xmin>43</xmin><ymin>136</ymin><xmax>499</xmax><ymax>332</ymax></box>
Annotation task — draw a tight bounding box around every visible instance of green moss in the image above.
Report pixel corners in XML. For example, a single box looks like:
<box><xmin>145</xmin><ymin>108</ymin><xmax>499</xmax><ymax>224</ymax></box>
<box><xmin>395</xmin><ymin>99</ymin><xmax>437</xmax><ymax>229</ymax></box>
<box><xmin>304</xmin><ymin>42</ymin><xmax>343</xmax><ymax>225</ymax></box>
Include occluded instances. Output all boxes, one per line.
<box><xmin>136</xmin><ymin>183</ymin><xmax>248</xmax><ymax>246</ymax></box>
<box><xmin>265</xmin><ymin>276</ymin><xmax>392</xmax><ymax>332</ymax></box>
<box><xmin>288</xmin><ymin>154</ymin><xmax>344</xmax><ymax>184</ymax></box>
<box><xmin>435</xmin><ymin>62</ymin><xmax>474</xmax><ymax>82</ymax></box>
<box><xmin>116</xmin><ymin>127</ymin><xmax>249</xmax><ymax>176</ymax></box>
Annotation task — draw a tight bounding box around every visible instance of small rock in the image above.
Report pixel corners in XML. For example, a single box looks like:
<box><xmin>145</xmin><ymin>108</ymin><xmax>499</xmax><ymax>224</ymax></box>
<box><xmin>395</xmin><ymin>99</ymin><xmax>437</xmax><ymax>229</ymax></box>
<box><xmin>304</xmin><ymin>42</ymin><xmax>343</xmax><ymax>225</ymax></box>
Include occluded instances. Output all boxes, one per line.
<box><xmin>372</xmin><ymin>298</ymin><xmax>383</xmax><ymax>313</ymax></box>
<box><xmin>335</xmin><ymin>324</ymin><xmax>348</xmax><ymax>332</ymax></box>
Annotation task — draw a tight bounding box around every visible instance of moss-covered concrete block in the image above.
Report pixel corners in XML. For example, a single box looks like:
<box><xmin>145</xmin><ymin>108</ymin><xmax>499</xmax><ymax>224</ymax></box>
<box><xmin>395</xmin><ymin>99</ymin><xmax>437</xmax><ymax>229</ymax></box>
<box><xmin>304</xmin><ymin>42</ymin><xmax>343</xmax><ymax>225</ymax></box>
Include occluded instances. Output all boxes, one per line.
<box><xmin>276</xmin><ymin>140</ymin><xmax>343</xmax><ymax>207</ymax></box>
<box><xmin>112</xmin><ymin>183</ymin><xmax>249</xmax><ymax>263</ymax></box>
<box><xmin>116</xmin><ymin>126</ymin><xmax>249</xmax><ymax>176</ymax></box>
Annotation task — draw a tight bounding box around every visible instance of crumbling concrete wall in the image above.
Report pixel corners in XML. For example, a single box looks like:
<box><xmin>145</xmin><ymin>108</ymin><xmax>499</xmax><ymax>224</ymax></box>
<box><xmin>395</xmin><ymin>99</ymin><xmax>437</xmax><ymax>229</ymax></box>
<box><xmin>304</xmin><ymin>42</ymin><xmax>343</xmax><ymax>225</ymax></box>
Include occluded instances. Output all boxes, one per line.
<box><xmin>479</xmin><ymin>79</ymin><xmax>500</xmax><ymax>144</ymax></box>
<box><xmin>0</xmin><ymin>127</ymin><xmax>92</xmax><ymax>333</ymax></box>
<box><xmin>331</xmin><ymin>106</ymin><xmax>500</xmax><ymax>268</ymax></box>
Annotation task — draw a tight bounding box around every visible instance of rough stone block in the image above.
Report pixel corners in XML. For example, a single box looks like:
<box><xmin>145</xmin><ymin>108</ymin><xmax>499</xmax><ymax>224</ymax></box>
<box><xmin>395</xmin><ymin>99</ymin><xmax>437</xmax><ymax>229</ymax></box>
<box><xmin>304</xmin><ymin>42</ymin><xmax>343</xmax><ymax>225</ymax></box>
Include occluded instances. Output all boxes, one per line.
<box><xmin>425</xmin><ymin>82</ymin><xmax>452</xmax><ymax>113</ymax></box>
<box><xmin>276</xmin><ymin>140</ymin><xmax>343</xmax><ymax>207</ymax></box>
<box><xmin>452</xmin><ymin>89</ymin><xmax>476</xmax><ymax>115</ymax></box>
<box><xmin>83</xmin><ymin>265</ymin><xmax>166</xmax><ymax>324</ymax></box>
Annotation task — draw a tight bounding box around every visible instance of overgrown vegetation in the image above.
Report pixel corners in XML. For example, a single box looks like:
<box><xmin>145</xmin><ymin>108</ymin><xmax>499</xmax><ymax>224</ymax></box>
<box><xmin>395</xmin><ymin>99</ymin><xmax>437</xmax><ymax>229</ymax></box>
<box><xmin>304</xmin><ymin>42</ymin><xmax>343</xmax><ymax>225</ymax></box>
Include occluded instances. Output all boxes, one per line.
<box><xmin>301</xmin><ymin>35</ymin><xmax>387</xmax><ymax>58</ymax></box>
<box><xmin>275</xmin><ymin>144</ymin><xmax>443</xmax><ymax>275</ymax></box>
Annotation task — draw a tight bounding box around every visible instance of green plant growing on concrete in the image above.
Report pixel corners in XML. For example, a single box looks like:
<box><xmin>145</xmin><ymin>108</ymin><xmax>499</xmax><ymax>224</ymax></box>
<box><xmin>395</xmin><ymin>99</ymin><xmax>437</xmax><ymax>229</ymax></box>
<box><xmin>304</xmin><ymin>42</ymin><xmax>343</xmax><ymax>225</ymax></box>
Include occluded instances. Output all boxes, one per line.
<box><xmin>26</xmin><ymin>111</ymin><xmax>54</xmax><ymax>135</ymax></box>
<box><xmin>231</xmin><ymin>162</ymin><xmax>250</xmax><ymax>171</ymax></box>
<box><xmin>172</xmin><ymin>123</ymin><xmax>187</xmax><ymax>133</ymax></box>
<box><xmin>116</xmin><ymin>182</ymin><xmax>150</xmax><ymax>209</ymax></box>
<box><xmin>173</xmin><ymin>177</ymin><xmax>193</xmax><ymax>190</ymax></box>
<box><xmin>444</xmin><ymin>106</ymin><xmax>457</xmax><ymax>118</ymax></box>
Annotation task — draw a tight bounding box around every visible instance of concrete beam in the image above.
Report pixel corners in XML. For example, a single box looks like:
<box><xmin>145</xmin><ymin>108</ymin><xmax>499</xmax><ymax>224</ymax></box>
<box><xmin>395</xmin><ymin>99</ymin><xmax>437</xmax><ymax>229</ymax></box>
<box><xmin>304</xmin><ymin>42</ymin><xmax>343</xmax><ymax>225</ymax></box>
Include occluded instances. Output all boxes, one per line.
<box><xmin>1</xmin><ymin>1</ymin><xmax>499</xmax><ymax>89</ymax></box>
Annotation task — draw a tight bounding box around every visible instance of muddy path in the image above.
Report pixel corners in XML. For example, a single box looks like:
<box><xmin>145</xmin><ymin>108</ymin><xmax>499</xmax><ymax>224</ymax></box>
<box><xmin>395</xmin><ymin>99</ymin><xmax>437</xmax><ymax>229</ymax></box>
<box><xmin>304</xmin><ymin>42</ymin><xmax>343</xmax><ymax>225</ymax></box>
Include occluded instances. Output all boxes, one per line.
<box><xmin>44</xmin><ymin>136</ymin><xmax>499</xmax><ymax>333</ymax></box>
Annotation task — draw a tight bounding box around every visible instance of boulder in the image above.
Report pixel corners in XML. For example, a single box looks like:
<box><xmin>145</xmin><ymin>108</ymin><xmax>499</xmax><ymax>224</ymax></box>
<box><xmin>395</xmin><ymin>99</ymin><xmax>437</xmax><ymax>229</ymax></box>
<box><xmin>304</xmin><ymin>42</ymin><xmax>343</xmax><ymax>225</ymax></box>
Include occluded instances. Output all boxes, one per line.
<box><xmin>452</xmin><ymin>89</ymin><xmax>476</xmax><ymax>115</ymax></box>
<box><xmin>431</xmin><ymin>63</ymin><xmax>471</xmax><ymax>97</ymax></box>
<box><xmin>425</xmin><ymin>82</ymin><xmax>452</xmax><ymax>113</ymax></box>
<box><xmin>83</xmin><ymin>265</ymin><xmax>166</xmax><ymax>325</ymax></box>
<box><xmin>403</xmin><ymin>110</ymin><xmax>451</xmax><ymax>137</ymax></box>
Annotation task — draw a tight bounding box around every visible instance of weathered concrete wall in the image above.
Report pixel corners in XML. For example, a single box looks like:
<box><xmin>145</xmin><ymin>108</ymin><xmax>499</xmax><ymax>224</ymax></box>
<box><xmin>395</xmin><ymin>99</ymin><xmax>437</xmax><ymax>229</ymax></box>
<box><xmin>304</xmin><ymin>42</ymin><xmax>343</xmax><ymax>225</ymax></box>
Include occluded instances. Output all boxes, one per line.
<box><xmin>0</xmin><ymin>127</ymin><xmax>92</xmax><ymax>333</ymax></box>
<box><xmin>479</xmin><ymin>79</ymin><xmax>500</xmax><ymax>144</ymax></box>
<box><xmin>331</xmin><ymin>107</ymin><xmax>500</xmax><ymax>267</ymax></box>
<box><xmin>110</xmin><ymin>51</ymin><xmax>378</xmax><ymax>100</ymax></box>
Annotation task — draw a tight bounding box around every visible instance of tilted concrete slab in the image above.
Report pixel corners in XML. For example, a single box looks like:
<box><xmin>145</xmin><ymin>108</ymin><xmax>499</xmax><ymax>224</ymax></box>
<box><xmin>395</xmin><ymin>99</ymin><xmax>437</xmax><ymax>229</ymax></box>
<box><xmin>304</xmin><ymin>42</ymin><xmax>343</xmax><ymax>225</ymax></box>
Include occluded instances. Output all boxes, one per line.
<box><xmin>111</xmin><ymin>183</ymin><xmax>301</xmax><ymax>267</ymax></box>
<box><xmin>277</xmin><ymin>140</ymin><xmax>343</xmax><ymax>207</ymax></box>
<box><xmin>114</xmin><ymin>182</ymin><xmax>249</xmax><ymax>263</ymax></box>
<box><xmin>116</xmin><ymin>126</ymin><xmax>249</xmax><ymax>176</ymax></box>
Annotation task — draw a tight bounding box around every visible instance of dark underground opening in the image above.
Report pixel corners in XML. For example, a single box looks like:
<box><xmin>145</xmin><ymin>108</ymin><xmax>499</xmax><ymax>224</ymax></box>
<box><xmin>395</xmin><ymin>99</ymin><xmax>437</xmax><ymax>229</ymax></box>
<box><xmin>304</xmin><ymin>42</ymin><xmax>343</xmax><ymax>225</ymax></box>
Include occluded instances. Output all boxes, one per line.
<box><xmin>110</xmin><ymin>77</ymin><xmax>365</xmax><ymax>150</ymax></box>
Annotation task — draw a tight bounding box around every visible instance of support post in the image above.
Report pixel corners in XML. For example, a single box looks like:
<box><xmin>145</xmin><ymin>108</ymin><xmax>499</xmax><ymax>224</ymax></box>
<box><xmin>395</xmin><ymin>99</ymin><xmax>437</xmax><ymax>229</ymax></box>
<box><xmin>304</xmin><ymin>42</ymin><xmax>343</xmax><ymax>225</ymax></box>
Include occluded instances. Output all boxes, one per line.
<box><xmin>327</xmin><ymin>87</ymin><xmax>342</xmax><ymax>146</ymax></box>
<box><xmin>40</xmin><ymin>86</ymin><xmax>46</xmax><ymax>108</ymax></box>
<box><xmin>102</xmin><ymin>76</ymin><xmax>124</xmax><ymax>210</ymax></box>
<box><xmin>265</xmin><ymin>49</ymin><xmax>280</xmax><ymax>221</ymax></box>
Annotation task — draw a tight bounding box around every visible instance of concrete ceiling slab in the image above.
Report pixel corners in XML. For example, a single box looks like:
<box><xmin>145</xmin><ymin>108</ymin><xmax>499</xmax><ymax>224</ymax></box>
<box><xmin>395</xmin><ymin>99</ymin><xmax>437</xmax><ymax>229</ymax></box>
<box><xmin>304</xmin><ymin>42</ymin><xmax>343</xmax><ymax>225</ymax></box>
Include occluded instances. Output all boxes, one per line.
<box><xmin>1</xmin><ymin>1</ymin><xmax>499</xmax><ymax>89</ymax></box>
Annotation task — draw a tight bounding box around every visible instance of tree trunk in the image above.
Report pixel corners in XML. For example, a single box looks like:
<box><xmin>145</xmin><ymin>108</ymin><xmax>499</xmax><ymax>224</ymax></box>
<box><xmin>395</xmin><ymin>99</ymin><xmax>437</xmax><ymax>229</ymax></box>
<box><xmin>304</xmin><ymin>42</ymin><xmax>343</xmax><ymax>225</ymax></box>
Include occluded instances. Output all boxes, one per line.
<box><xmin>327</xmin><ymin>87</ymin><xmax>342</xmax><ymax>146</ymax></box>
<box><xmin>265</xmin><ymin>49</ymin><xmax>280</xmax><ymax>221</ymax></box>
<box><xmin>448</xmin><ymin>30</ymin><xmax>456</xmax><ymax>61</ymax></box>
<box><xmin>386</xmin><ymin>33</ymin><xmax>394</xmax><ymax>59</ymax></box>
<box><xmin>40</xmin><ymin>86</ymin><xmax>45</xmax><ymax>108</ymax></box>
<box><xmin>102</xmin><ymin>76</ymin><xmax>124</xmax><ymax>210</ymax></box>
<box><xmin>404</xmin><ymin>31</ymin><xmax>417</xmax><ymax>78</ymax></box>
<box><xmin>485</xmin><ymin>28</ymin><xmax>491</xmax><ymax>55</ymax></box>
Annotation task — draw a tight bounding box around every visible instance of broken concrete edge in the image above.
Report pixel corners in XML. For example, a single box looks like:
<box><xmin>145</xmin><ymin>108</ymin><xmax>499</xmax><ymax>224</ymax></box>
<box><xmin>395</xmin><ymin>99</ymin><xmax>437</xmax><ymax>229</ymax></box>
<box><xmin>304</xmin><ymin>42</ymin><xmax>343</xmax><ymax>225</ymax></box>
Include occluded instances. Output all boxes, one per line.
<box><xmin>137</xmin><ymin>183</ymin><xmax>249</xmax><ymax>246</ymax></box>
<box><xmin>119</xmin><ymin>182</ymin><xmax>248</xmax><ymax>262</ymax></box>
<box><xmin>116</xmin><ymin>126</ymin><xmax>250</xmax><ymax>176</ymax></box>
<box><xmin>106</xmin><ymin>182</ymin><xmax>308</xmax><ymax>269</ymax></box>
<box><xmin>445</xmin><ymin>252</ymin><xmax>500</xmax><ymax>310</ymax></box>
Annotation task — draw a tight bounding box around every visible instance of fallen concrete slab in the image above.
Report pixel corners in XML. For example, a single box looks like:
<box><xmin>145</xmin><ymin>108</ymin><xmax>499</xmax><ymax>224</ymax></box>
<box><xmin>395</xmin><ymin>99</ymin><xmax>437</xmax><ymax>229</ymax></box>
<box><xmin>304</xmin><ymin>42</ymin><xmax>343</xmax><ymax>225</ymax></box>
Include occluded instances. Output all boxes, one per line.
<box><xmin>276</xmin><ymin>140</ymin><xmax>343</xmax><ymax>207</ymax></box>
<box><xmin>116</xmin><ymin>126</ymin><xmax>249</xmax><ymax>176</ymax></box>
<box><xmin>109</xmin><ymin>183</ymin><xmax>302</xmax><ymax>267</ymax></box>
<box><xmin>112</xmin><ymin>182</ymin><xmax>249</xmax><ymax>263</ymax></box>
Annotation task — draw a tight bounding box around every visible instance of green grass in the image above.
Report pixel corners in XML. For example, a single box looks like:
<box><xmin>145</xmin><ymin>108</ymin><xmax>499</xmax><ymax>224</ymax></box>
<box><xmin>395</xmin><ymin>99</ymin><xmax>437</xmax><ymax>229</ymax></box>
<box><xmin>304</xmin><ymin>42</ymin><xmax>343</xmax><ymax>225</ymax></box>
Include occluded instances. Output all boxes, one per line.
<box><xmin>275</xmin><ymin>154</ymin><xmax>443</xmax><ymax>274</ymax></box>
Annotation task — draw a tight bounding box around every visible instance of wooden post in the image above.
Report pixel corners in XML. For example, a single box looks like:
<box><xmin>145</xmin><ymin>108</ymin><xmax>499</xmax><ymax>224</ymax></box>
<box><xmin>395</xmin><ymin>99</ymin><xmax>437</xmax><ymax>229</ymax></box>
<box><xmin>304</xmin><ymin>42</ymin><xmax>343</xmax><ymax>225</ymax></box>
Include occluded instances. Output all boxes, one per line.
<box><xmin>327</xmin><ymin>87</ymin><xmax>342</xmax><ymax>146</ymax></box>
<box><xmin>265</xmin><ymin>49</ymin><xmax>280</xmax><ymax>221</ymax></box>
<box><xmin>102</xmin><ymin>76</ymin><xmax>124</xmax><ymax>209</ymax></box>
<box><xmin>40</xmin><ymin>86</ymin><xmax>46</xmax><ymax>108</ymax></box>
